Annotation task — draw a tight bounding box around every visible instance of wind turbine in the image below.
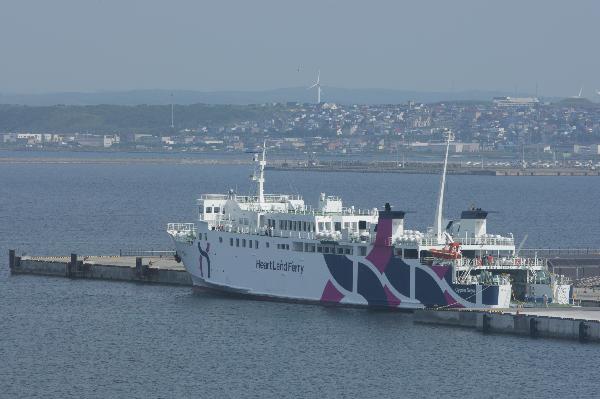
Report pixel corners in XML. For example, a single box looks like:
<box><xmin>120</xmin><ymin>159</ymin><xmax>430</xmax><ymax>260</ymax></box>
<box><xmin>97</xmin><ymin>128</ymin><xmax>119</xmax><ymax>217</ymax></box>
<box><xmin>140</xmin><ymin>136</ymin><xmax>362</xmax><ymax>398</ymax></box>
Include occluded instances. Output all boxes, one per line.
<box><xmin>307</xmin><ymin>70</ymin><xmax>322</xmax><ymax>104</ymax></box>
<box><xmin>578</xmin><ymin>87</ymin><xmax>583</xmax><ymax>98</ymax></box>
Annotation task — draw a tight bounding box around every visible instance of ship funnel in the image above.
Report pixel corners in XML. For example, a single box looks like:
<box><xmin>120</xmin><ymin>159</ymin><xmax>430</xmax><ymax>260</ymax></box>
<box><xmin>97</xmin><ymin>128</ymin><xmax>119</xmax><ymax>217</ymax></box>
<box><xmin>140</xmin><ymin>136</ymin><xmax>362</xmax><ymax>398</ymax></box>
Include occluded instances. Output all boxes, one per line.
<box><xmin>460</xmin><ymin>208</ymin><xmax>488</xmax><ymax>237</ymax></box>
<box><xmin>375</xmin><ymin>203</ymin><xmax>405</xmax><ymax>245</ymax></box>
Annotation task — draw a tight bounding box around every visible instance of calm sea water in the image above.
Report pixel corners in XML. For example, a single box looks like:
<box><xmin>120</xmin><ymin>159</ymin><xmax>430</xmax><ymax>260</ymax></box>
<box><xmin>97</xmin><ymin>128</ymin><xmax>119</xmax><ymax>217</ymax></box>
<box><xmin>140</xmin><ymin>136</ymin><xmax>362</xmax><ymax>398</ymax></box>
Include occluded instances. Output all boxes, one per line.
<box><xmin>1</xmin><ymin>153</ymin><xmax>599</xmax><ymax>398</ymax></box>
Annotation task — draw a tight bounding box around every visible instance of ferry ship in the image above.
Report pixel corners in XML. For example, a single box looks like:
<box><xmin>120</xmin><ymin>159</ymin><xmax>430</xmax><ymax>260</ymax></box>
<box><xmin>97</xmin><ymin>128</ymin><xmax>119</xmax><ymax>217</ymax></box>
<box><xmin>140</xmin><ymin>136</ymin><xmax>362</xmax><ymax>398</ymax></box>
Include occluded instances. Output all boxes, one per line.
<box><xmin>168</xmin><ymin>138</ymin><xmax>569</xmax><ymax>309</ymax></box>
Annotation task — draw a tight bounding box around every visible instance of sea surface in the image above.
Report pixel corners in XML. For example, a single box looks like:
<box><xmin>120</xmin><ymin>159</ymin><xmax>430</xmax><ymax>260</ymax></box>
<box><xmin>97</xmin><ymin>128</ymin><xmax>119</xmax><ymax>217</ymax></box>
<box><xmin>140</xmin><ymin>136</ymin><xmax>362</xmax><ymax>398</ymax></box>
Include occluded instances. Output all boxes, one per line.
<box><xmin>1</xmin><ymin>152</ymin><xmax>599</xmax><ymax>398</ymax></box>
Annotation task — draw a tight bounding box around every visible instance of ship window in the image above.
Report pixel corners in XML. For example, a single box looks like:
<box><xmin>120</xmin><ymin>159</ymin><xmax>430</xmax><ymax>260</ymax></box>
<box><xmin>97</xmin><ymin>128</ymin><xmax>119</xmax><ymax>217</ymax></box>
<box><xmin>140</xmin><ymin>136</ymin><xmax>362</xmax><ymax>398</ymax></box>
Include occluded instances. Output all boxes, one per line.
<box><xmin>219</xmin><ymin>237</ymin><xmax>223</xmax><ymax>243</ymax></box>
<box><xmin>334</xmin><ymin>222</ymin><xmax>341</xmax><ymax>231</ymax></box>
<box><xmin>359</xmin><ymin>246</ymin><xmax>367</xmax><ymax>256</ymax></box>
<box><xmin>324</xmin><ymin>247</ymin><xmax>330</xmax><ymax>253</ymax></box>
<box><xmin>325</xmin><ymin>222</ymin><xmax>331</xmax><ymax>230</ymax></box>
<box><xmin>292</xmin><ymin>242</ymin><xmax>303</xmax><ymax>252</ymax></box>
<box><xmin>404</xmin><ymin>249</ymin><xmax>418</xmax><ymax>259</ymax></box>
<box><xmin>255</xmin><ymin>240</ymin><xmax>259</xmax><ymax>249</ymax></box>
<box><xmin>230</xmin><ymin>238</ymin><xmax>233</xmax><ymax>246</ymax></box>
<box><xmin>345</xmin><ymin>248</ymin><xmax>352</xmax><ymax>255</ymax></box>
<box><xmin>242</xmin><ymin>239</ymin><xmax>246</xmax><ymax>247</ymax></box>
<box><xmin>204</xmin><ymin>233</ymin><xmax>207</xmax><ymax>240</ymax></box>
<box><xmin>318</xmin><ymin>222</ymin><xmax>324</xmax><ymax>231</ymax></box>
<box><xmin>337</xmin><ymin>247</ymin><xmax>344</xmax><ymax>254</ymax></box>
<box><xmin>249</xmin><ymin>240</ymin><xmax>252</xmax><ymax>248</ymax></box>
<box><xmin>279</xmin><ymin>220</ymin><xmax>284</xmax><ymax>229</ymax></box>
<box><xmin>317</xmin><ymin>246</ymin><xmax>323</xmax><ymax>253</ymax></box>
<box><xmin>358</xmin><ymin>220</ymin><xmax>367</xmax><ymax>230</ymax></box>
<box><xmin>199</xmin><ymin>205</ymin><xmax>204</xmax><ymax>214</ymax></box>
<box><xmin>266</xmin><ymin>242</ymin><xmax>270</xmax><ymax>248</ymax></box>
<box><xmin>214</xmin><ymin>207</ymin><xmax>220</xmax><ymax>214</ymax></box>
<box><xmin>206</xmin><ymin>207</ymin><xmax>213</xmax><ymax>214</ymax></box>
<box><xmin>302</xmin><ymin>221</ymin><xmax>306</xmax><ymax>231</ymax></box>
<box><xmin>222</xmin><ymin>208</ymin><xmax>226</xmax><ymax>214</ymax></box>
<box><xmin>236</xmin><ymin>238</ymin><xmax>239</xmax><ymax>247</ymax></box>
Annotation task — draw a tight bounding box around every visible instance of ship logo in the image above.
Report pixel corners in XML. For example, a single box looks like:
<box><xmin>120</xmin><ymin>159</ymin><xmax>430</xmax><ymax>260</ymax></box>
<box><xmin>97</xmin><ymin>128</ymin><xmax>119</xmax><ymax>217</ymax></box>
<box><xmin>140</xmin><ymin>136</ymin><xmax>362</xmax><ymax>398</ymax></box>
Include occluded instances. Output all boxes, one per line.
<box><xmin>198</xmin><ymin>242</ymin><xmax>211</xmax><ymax>278</ymax></box>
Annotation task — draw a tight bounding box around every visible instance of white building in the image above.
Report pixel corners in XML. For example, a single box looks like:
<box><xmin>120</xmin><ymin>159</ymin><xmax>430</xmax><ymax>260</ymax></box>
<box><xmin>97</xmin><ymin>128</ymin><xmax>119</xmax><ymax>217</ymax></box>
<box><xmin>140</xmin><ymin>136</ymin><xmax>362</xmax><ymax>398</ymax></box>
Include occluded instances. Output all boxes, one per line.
<box><xmin>492</xmin><ymin>97</ymin><xmax>539</xmax><ymax>107</ymax></box>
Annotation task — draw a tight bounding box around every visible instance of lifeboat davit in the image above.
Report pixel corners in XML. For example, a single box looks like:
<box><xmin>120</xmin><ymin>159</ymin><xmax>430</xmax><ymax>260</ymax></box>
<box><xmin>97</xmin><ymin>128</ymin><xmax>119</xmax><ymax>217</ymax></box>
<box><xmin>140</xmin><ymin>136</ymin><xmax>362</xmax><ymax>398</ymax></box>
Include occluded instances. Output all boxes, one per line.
<box><xmin>429</xmin><ymin>242</ymin><xmax>462</xmax><ymax>259</ymax></box>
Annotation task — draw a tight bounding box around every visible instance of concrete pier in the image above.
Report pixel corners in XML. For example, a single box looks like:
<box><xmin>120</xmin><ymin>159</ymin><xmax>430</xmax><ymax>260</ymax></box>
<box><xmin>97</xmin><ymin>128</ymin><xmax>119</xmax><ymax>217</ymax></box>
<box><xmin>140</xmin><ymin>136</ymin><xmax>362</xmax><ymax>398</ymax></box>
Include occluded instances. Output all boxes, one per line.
<box><xmin>9</xmin><ymin>253</ymin><xmax>192</xmax><ymax>286</ymax></box>
<box><xmin>414</xmin><ymin>308</ymin><xmax>600</xmax><ymax>342</ymax></box>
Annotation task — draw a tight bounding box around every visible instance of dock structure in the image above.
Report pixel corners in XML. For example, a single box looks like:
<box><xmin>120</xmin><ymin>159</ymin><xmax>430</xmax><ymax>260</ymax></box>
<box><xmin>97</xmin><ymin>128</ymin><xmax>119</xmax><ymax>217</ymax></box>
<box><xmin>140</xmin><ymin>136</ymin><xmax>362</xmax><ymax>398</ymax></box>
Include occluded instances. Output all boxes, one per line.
<box><xmin>7</xmin><ymin>249</ymin><xmax>600</xmax><ymax>343</ymax></box>
<box><xmin>8</xmin><ymin>250</ymin><xmax>191</xmax><ymax>286</ymax></box>
<box><xmin>414</xmin><ymin>308</ymin><xmax>600</xmax><ymax>342</ymax></box>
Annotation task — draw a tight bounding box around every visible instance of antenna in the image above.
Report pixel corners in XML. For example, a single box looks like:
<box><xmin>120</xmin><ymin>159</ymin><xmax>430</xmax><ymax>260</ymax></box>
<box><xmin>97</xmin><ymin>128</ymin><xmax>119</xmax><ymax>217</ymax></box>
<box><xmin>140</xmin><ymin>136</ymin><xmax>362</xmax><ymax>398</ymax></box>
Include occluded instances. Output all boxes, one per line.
<box><xmin>307</xmin><ymin>70</ymin><xmax>321</xmax><ymax>104</ymax></box>
<box><xmin>516</xmin><ymin>234</ymin><xmax>528</xmax><ymax>257</ymax></box>
<box><xmin>578</xmin><ymin>87</ymin><xmax>583</xmax><ymax>98</ymax></box>
<box><xmin>170</xmin><ymin>93</ymin><xmax>175</xmax><ymax>129</ymax></box>
<box><xmin>434</xmin><ymin>131</ymin><xmax>452</xmax><ymax>244</ymax></box>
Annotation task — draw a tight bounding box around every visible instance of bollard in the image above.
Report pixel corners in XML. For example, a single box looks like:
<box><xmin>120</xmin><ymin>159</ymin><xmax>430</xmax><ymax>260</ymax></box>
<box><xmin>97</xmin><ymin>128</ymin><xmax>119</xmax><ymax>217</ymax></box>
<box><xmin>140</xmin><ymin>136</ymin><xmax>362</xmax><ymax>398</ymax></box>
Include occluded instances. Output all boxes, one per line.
<box><xmin>578</xmin><ymin>321</ymin><xmax>588</xmax><ymax>343</ymax></box>
<box><xmin>529</xmin><ymin>317</ymin><xmax>539</xmax><ymax>338</ymax></box>
<box><xmin>482</xmin><ymin>313</ymin><xmax>491</xmax><ymax>334</ymax></box>
<box><xmin>67</xmin><ymin>253</ymin><xmax>77</xmax><ymax>278</ymax></box>
<box><xmin>136</xmin><ymin>257</ymin><xmax>142</xmax><ymax>278</ymax></box>
<box><xmin>9</xmin><ymin>249</ymin><xmax>15</xmax><ymax>271</ymax></box>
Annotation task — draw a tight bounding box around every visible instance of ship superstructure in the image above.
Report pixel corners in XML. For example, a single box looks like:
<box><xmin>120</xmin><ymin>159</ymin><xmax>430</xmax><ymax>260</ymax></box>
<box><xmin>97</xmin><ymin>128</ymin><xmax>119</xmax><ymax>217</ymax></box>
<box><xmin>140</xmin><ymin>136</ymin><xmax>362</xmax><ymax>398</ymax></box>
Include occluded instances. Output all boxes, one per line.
<box><xmin>168</xmin><ymin>139</ymin><xmax>569</xmax><ymax>309</ymax></box>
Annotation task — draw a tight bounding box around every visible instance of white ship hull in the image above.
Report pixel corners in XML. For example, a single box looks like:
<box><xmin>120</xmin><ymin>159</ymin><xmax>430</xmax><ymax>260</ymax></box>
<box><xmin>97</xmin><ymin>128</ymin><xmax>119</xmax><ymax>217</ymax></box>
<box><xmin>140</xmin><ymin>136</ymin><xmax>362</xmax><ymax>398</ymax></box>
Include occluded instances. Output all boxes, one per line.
<box><xmin>172</xmin><ymin>228</ymin><xmax>511</xmax><ymax>309</ymax></box>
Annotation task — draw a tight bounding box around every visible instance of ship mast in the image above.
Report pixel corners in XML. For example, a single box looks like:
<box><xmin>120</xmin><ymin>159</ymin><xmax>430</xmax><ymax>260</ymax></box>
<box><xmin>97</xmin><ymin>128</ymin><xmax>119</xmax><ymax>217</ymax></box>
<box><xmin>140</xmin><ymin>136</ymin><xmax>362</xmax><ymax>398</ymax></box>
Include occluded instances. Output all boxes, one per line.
<box><xmin>434</xmin><ymin>132</ymin><xmax>452</xmax><ymax>244</ymax></box>
<box><xmin>252</xmin><ymin>141</ymin><xmax>266</xmax><ymax>204</ymax></box>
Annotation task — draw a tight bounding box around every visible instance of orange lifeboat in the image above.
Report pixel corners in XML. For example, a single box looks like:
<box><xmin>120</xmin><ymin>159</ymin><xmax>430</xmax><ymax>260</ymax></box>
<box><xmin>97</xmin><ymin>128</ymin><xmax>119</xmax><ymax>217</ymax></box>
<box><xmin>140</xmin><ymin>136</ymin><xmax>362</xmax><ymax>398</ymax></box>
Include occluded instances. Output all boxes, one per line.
<box><xmin>429</xmin><ymin>242</ymin><xmax>462</xmax><ymax>260</ymax></box>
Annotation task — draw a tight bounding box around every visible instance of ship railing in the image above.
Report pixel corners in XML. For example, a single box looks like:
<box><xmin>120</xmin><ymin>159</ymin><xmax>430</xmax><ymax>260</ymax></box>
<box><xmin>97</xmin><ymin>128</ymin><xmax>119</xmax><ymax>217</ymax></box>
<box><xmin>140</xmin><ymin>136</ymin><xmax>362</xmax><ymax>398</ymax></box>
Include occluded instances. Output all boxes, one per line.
<box><xmin>455</xmin><ymin>274</ymin><xmax>511</xmax><ymax>286</ymax></box>
<box><xmin>520</xmin><ymin>248</ymin><xmax>600</xmax><ymax>257</ymax></box>
<box><xmin>454</xmin><ymin>257</ymin><xmax>546</xmax><ymax>269</ymax></box>
<box><xmin>119</xmin><ymin>249</ymin><xmax>176</xmax><ymax>257</ymax></box>
<box><xmin>261</xmin><ymin>207</ymin><xmax>376</xmax><ymax>216</ymax></box>
<box><xmin>200</xmin><ymin>194</ymin><xmax>303</xmax><ymax>202</ymax></box>
<box><xmin>167</xmin><ymin>223</ymin><xmax>197</xmax><ymax>238</ymax></box>
<box><xmin>405</xmin><ymin>236</ymin><xmax>514</xmax><ymax>247</ymax></box>
<box><xmin>214</xmin><ymin>224</ymin><xmax>319</xmax><ymax>240</ymax></box>
<box><xmin>457</xmin><ymin>236</ymin><xmax>515</xmax><ymax>246</ymax></box>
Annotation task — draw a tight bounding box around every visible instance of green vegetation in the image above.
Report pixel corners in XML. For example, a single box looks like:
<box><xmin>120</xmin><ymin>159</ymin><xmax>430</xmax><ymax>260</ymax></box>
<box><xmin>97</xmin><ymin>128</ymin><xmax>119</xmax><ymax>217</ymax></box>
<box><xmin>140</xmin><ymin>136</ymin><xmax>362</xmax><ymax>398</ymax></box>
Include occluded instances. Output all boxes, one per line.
<box><xmin>0</xmin><ymin>103</ymin><xmax>282</xmax><ymax>134</ymax></box>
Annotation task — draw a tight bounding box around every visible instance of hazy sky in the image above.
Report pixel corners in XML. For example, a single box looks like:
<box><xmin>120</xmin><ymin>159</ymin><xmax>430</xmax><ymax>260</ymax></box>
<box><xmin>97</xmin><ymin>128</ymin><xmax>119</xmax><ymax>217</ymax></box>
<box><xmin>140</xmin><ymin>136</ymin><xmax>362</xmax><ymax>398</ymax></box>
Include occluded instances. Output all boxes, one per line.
<box><xmin>1</xmin><ymin>0</ymin><xmax>599</xmax><ymax>97</ymax></box>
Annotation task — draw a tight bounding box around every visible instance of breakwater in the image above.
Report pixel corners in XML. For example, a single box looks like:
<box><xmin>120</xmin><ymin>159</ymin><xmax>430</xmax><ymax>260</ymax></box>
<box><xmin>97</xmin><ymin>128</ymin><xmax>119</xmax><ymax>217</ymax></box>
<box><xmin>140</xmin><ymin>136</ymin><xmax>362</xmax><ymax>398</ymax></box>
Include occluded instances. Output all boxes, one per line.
<box><xmin>8</xmin><ymin>250</ymin><xmax>191</xmax><ymax>286</ymax></box>
<box><xmin>414</xmin><ymin>308</ymin><xmax>600</xmax><ymax>342</ymax></box>
<box><xmin>269</xmin><ymin>162</ymin><xmax>600</xmax><ymax>176</ymax></box>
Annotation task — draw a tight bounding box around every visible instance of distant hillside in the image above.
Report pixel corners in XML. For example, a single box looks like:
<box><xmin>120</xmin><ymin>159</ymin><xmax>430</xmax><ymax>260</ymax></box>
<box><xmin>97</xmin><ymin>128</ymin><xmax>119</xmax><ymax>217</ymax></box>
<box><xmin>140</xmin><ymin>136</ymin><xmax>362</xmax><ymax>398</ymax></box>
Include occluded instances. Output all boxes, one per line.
<box><xmin>0</xmin><ymin>104</ymin><xmax>282</xmax><ymax>134</ymax></box>
<box><xmin>0</xmin><ymin>87</ymin><xmax>537</xmax><ymax>106</ymax></box>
